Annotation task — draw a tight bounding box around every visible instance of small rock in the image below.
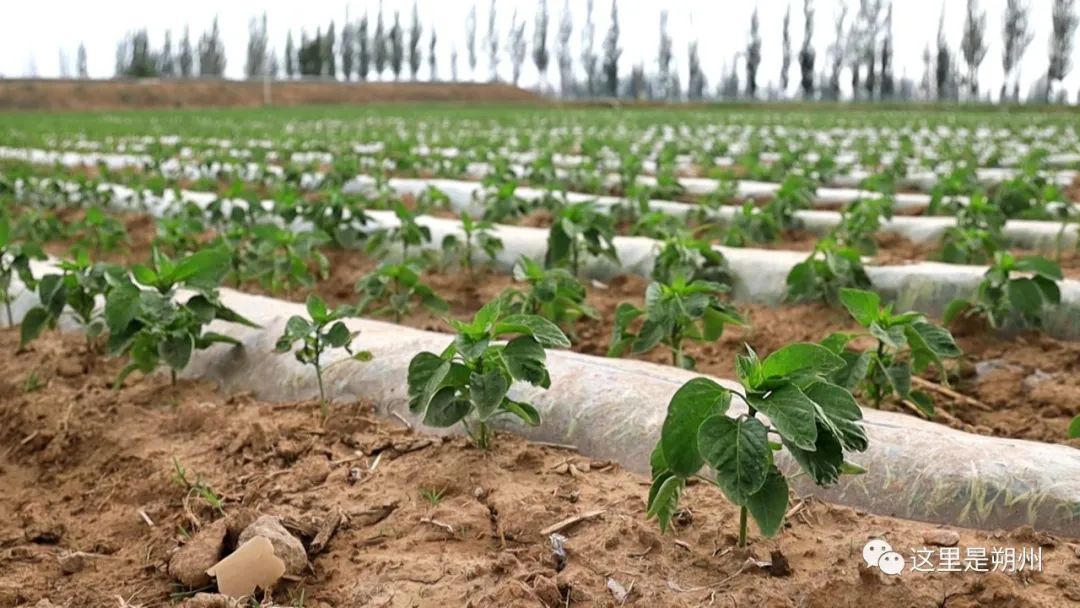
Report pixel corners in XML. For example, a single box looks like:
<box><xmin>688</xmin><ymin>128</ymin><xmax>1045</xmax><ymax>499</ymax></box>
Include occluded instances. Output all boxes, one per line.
<box><xmin>922</xmin><ymin>529</ymin><xmax>960</xmax><ymax>547</ymax></box>
<box><xmin>531</xmin><ymin>575</ymin><xmax>562</xmax><ymax>606</ymax></box>
<box><xmin>237</xmin><ymin>515</ymin><xmax>307</xmax><ymax>575</ymax></box>
<box><xmin>178</xmin><ymin>593</ymin><xmax>237</xmax><ymax>608</ymax></box>
<box><xmin>33</xmin><ymin>600</ymin><xmax>61</xmax><ymax>608</ymax></box>
<box><xmin>767</xmin><ymin>549</ymin><xmax>793</xmax><ymax>577</ymax></box>
<box><xmin>1009</xmin><ymin>524</ymin><xmax>1058</xmax><ymax>548</ymax></box>
<box><xmin>168</xmin><ymin>519</ymin><xmax>227</xmax><ymax>589</ymax></box>
<box><xmin>58</xmin><ymin>552</ymin><xmax>86</xmax><ymax>575</ymax></box>
<box><xmin>56</xmin><ymin>359</ymin><xmax>83</xmax><ymax>378</ymax></box>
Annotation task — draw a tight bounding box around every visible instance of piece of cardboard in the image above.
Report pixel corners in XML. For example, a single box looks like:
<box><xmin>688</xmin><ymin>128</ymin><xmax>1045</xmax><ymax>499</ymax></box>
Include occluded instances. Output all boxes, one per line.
<box><xmin>205</xmin><ymin>536</ymin><xmax>286</xmax><ymax>598</ymax></box>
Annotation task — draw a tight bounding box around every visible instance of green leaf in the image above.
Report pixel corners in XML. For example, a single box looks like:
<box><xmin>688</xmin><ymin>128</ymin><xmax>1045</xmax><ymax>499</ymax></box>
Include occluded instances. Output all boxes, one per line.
<box><xmin>423</xmin><ymin>386</ymin><xmax>471</xmax><ymax>427</ymax></box>
<box><xmin>19</xmin><ymin>307</ymin><xmax>51</xmax><ymax>347</ymax></box>
<box><xmin>840</xmin><ymin>461</ymin><xmax>867</xmax><ymax>475</ymax></box>
<box><xmin>495</xmin><ymin>314</ymin><xmax>571</xmax><ymax>348</ymax></box>
<box><xmin>1069</xmin><ymin>415</ymin><xmax>1080</xmax><ymax>439</ymax></box>
<box><xmin>839</xmin><ymin>288</ymin><xmax>880</xmax><ymax>327</ymax></box>
<box><xmin>407</xmin><ymin>352</ymin><xmax>447</xmax><ymax>412</ymax></box>
<box><xmin>883</xmin><ymin>360</ymin><xmax>912</xmax><ymax>399</ymax></box>
<box><xmin>646</xmin><ymin>472</ymin><xmax>684</xmax><ymax>534</ymax></box>
<box><xmin>131</xmin><ymin>265</ymin><xmax>158</xmax><ymax>287</ymax></box>
<box><xmin>502</xmin><ymin>399</ymin><xmax>541</xmax><ymax>425</ymax></box>
<box><xmin>831</xmin><ymin>351</ymin><xmax>871</xmax><ymax>390</ymax></box>
<box><xmin>745</xmin><ymin>466</ymin><xmax>789</xmax><ymax>537</ymax></box>
<box><xmin>746</xmin><ymin>384</ymin><xmax>819</xmax><ymax>450</ymax></box>
<box><xmin>160</xmin><ymin>334</ymin><xmax>194</xmax><ymax>371</ymax></box>
<box><xmin>1007</xmin><ymin>278</ymin><xmax>1044</xmax><ymax>317</ymax></box>
<box><xmin>502</xmin><ymin>336</ymin><xmax>549</xmax><ymax>387</ymax></box>
<box><xmin>1013</xmin><ymin>256</ymin><xmax>1063</xmax><ymax>280</ymax></box>
<box><xmin>1032</xmin><ymin>275</ymin><xmax>1061</xmax><ymax>305</ymax></box>
<box><xmin>759</xmin><ymin>343</ymin><xmax>845</xmax><ymax>382</ymax></box>
<box><xmin>324</xmin><ymin>321</ymin><xmax>353</xmax><ymax>348</ymax></box>
<box><xmin>943</xmin><ymin>298</ymin><xmax>972</xmax><ymax>325</ymax></box>
<box><xmin>697</xmin><ymin>415</ymin><xmax>770</xmax><ymax>505</ymax></box>
<box><xmin>909</xmin><ymin>390</ymin><xmax>936</xmax><ymax>417</ymax></box>
<box><xmin>783</xmin><ymin>423</ymin><xmax>844</xmax><ymax>485</ymax></box>
<box><xmin>352</xmin><ymin>350</ymin><xmax>374</xmax><ymax>362</ymax></box>
<box><xmin>802</xmin><ymin>381</ymin><xmax>867</xmax><ymax>452</ymax></box>
<box><xmin>470</xmin><ymin>370</ymin><xmax>510</xmax><ymax>421</ymax></box>
<box><xmin>172</xmin><ymin>247</ymin><xmax>230</xmax><ymax>288</ymax></box>
<box><xmin>306</xmin><ymin>294</ymin><xmax>329</xmax><ymax>323</ymax></box>
<box><xmin>660</xmin><ymin>378</ymin><xmax>732</xmax><ymax>476</ymax></box>
<box><xmin>820</xmin><ymin>332</ymin><xmax>856</xmax><ymax>354</ymax></box>
<box><xmin>105</xmin><ymin>281</ymin><xmax>141</xmax><ymax>332</ymax></box>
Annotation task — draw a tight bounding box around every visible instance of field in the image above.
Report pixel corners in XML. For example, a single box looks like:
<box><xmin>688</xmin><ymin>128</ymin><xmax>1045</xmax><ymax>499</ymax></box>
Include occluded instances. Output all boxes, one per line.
<box><xmin>2</xmin><ymin>104</ymin><xmax>1080</xmax><ymax>606</ymax></box>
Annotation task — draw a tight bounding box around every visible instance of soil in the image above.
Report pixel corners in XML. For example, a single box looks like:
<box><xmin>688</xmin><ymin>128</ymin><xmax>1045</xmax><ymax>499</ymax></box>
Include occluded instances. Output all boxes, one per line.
<box><xmin>0</xmin><ymin>80</ymin><xmax>544</xmax><ymax>112</ymax></box>
<box><xmin>36</xmin><ymin>210</ymin><xmax>1080</xmax><ymax>447</ymax></box>
<box><xmin>2</xmin><ymin>328</ymin><xmax>1080</xmax><ymax>607</ymax></box>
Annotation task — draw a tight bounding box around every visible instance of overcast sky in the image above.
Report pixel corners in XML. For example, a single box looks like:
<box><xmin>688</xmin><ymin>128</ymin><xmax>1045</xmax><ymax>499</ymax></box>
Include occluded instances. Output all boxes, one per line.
<box><xmin>2</xmin><ymin>0</ymin><xmax>1077</xmax><ymax>99</ymax></box>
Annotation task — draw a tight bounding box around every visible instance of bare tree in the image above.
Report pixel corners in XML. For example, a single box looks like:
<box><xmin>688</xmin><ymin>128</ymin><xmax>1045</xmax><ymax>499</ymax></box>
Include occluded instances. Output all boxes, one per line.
<box><xmin>390</xmin><ymin>11</ymin><xmax>403</xmax><ymax>80</ymax></box>
<box><xmin>533</xmin><ymin>0</ymin><xmax>550</xmax><ymax>87</ymax></box>
<box><xmin>429</xmin><ymin>29</ymin><xmax>437</xmax><ymax>80</ymax></box>
<box><xmin>179</xmin><ymin>26</ymin><xmax>194</xmax><ymax>77</ymax></box>
<box><xmin>341</xmin><ymin>14</ymin><xmax>355</xmax><ymax>80</ymax></box>
<box><xmin>159</xmin><ymin>30</ymin><xmax>175</xmax><ymax>77</ymax></box>
<box><xmin>486</xmin><ymin>0</ymin><xmax>499</xmax><ymax>81</ymax></box>
<box><xmin>451</xmin><ymin>46</ymin><xmax>459</xmax><ymax>81</ymax></box>
<box><xmin>658</xmin><ymin>10</ymin><xmax>673</xmax><ymax>99</ymax></box>
<box><xmin>408</xmin><ymin>3</ymin><xmax>422</xmax><ymax>80</ymax></box>
<box><xmin>799</xmin><ymin>0</ymin><xmax>815</xmax><ymax>98</ymax></box>
<box><xmin>374</xmin><ymin>3</ymin><xmax>387</xmax><ymax>78</ymax></box>
<box><xmin>827</xmin><ymin>3</ymin><xmax>847</xmax><ymax>100</ymax></box>
<box><xmin>687</xmin><ymin>40</ymin><xmax>705</xmax><ymax>100</ymax></box>
<box><xmin>780</xmin><ymin>4</ymin><xmax>792</xmax><ymax>96</ymax></box>
<box><xmin>466</xmin><ymin>4</ymin><xmax>478</xmax><ymax>78</ymax></box>
<box><xmin>880</xmin><ymin>3</ymin><xmax>894</xmax><ymax>98</ymax></box>
<box><xmin>920</xmin><ymin>43</ymin><xmax>933</xmax><ymax>99</ymax></box>
<box><xmin>1002</xmin><ymin>0</ymin><xmax>1034</xmax><ymax>102</ymax></box>
<box><xmin>960</xmin><ymin>0</ymin><xmax>988</xmax><ymax>98</ymax></box>
<box><xmin>77</xmin><ymin>43</ymin><xmax>88</xmax><ymax>78</ymax></box>
<box><xmin>557</xmin><ymin>0</ymin><xmax>574</xmax><ymax>95</ymax></box>
<box><xmin>245</xmin><ymin>13</ymin><xmax>270</xmax><ymax>79</ymax></box>
<box><xmin>1048</xmin><ymin>0</ymin><xmax>1078</xmax><ymax>100</ymax></box>
<box><xmin>936</xmin><ymin>7</ymin><xmax>952</xmax><ymax>100</ymax></box>
<box><xmin>508</xmin><ymin>10</ymin><xmax>527</xmax><ymax>85</ymax></box>
<box><xmin>746</xmin><ymin>8</ymin><xmax>761</xmax><ymax>98</ymax></box>
<box><xmin>582</xmin><ymin>0</ymin><xmax>598</xmax><ymax>96</ymax></box>
<box><xmin>602</xmin><ymin>0</ymin><xmax>621</xmax><ymax>97</ymax></box>
<box><xmin>358</xmin><ymin>14</ymin><xmax>370</xmax><ymax>81</ymax></box>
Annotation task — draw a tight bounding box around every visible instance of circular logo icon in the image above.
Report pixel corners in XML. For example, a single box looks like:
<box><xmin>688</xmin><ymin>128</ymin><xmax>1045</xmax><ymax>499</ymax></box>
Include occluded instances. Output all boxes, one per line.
<box><xmin>862</xmin><ymin>539</ymin><xmax>893</xmax><ymax>568</ymax></box>
<box><xmin>877</xmin><ymin>551</ymin><xmax>905</xmax><ymax>575</ymax></box>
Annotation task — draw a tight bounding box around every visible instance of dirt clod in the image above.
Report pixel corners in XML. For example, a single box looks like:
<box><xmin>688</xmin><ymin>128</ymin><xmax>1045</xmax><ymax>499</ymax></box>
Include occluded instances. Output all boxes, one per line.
<box><xmin>236</xmin><ymin>515</ymin><xmax>307</xmax><ymax>575</ymax></box>
<box><xmin>168</xmin><ymin>519</ymin><xmax>227</xmax><ymax>589</ymax></box>
<box><xmin>922</xmin><ymin>528</ymin><xmax>961</xmax><ymax>547</ymax></box>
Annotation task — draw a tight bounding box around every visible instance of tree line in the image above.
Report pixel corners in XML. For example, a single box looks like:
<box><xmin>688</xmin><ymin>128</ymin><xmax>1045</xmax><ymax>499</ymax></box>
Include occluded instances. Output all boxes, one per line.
<box><xmin>82</xmin><ymin>0</ymin><xmax>1080</xmax><ymax>103</ymax></box>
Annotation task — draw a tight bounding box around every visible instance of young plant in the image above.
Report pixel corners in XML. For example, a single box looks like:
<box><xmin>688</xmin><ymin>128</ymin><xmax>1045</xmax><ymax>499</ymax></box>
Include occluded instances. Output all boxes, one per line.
<box><xmin>440</xmin><ymin>212</ymin><xmax>504</xmax><ymax>275</ymax></box>
<box><xmin>939</xmin><ymin>192</ymin><xmax>1006</xmax><ymax>265</ymax></box>
<box><xmin>0</xmin><ymin>216</ymin><xmax>45</xmax><ymax>326</ymax></box>
<box><xmin>827</xmin><ymin>288</ymin><xmax>962</xmax><ymax>416</ymax></box>
<box><xmin>356</xmin><ymin>261</ymin><xmax>448</xmax><ymax>323</ymax></box>
<box><xmin>545</xmin><ymin>202</ymin><xmax>618</xmax><ymax>276</ymax></box>
<box><xmin>275</xmin><ymin>294</ymin><xmax>372</xmax><ymax>417</ymax></box>
<box><xmin>68</xmin><ymin>206</ymin><xmax>129</xmax><ymax>255</ymax></box>
<box><xmin>406</xmin><ymin>298</ymin><xmax>570</xmax><ymax>449</ymax></box>
<box><xmin>365</xmin><ymin>202</ymin><xmax>432</xmax><ymax>263</ymax></box>
<box><xmin>503</xmin><ymin>256</ymin><xmax>597</xmax><ymax>332</ymax></box>
<box><xmin>647</xmin><ymin>343</ymin><xmax>868</xmax><ymax>546</ymax></box>
<box><xmin>106</xmin><ymin>247</ymin><xmax>257</xmax><ymax>387</ymax></box>
<box><xmin>652</xmin><ymin>233</ymin><xmax>734</xmax><ymax>286</ymax></box>
<box><xmin>722</xmin><ymin>202</ymin><xmax>782</xmax><ymax>247</ymax></box>
<box><xmin>832</xmin><ymin>196</ymin><xmax>892</xmax><ymax>255</ymax></box>
<box><xmin>786</xmin><ymin>237</ymin><xmax>872</xmax><ymax>304</ymax></box>
<box><xmin>19</xmin><ymin>253</ymin><xmax>118</xmax><ymax>354</ymax></box>
<box><xmin>944</xmin><ymin>252</ymin><xmax>1062</xmax><ymax>330</ymax></box>
<box><xmin>609</xmin><ymin>276</ymin><xmax>744</xmax><ymax>370</ymax></box>
<box><xmin>239</xmin><ymin>224</ymin><xmax>330</xmax><ymax>295</ymax></box>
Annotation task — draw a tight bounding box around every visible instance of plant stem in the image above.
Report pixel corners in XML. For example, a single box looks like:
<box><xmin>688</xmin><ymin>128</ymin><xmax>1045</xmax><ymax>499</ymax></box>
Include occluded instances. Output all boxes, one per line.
<box><xmin>170</xmin><ymin>369</ymin><xmax>177</xmax><ymax>386</ymax></box>
<box><xmin>737</xmin><ymin>506</ymin><xmax>748</xmax><ymax>548</ymax></box>
<box><xmin>4</xmin><ymin>300</ymin><xmax>12</xmax><ymax>328</ymax></box>
<box><xmin>314</xmin><ymin>358</ymin><xmax>327</xmax><ymax>418</ymax></box>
